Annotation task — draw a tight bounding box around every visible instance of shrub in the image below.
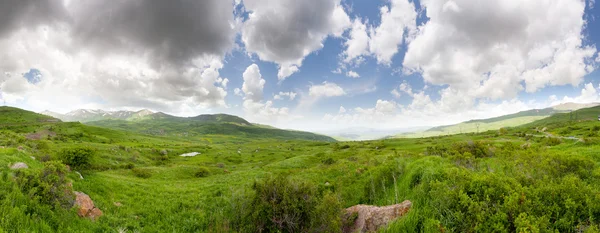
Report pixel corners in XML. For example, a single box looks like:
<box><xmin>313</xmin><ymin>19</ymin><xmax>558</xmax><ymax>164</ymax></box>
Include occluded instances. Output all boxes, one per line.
<box><xmin>543</xmin><ymin>137</ymin><xmax>562</xmax><ymax>146</ymax></box>
<box><xmin>132</xmin><ymin>168</ymin><xmax>152</xmax><ymax>178</ymax></box>
<box><xmin>246</xmin><ymin>175</ymin><xmax>343</xmax><ymax>232</ymax></box>
<box><xmin>59</xmin><ymin>147</ymin><xmax>95</xmax><ymax>170</ymax></box>
<box><xmin>123</xmin><ymin>163</ymin><xmax>135</xmax><ymax>169</ymax></box>
<box><xmin>194</xmin><ymin>167</ymin><xmax>211</xmax><ymax>178</ymax></box>
<box><xmin>322</xmin><ymin>157</ymin><xmax>336</xmax><ymax>165</ymax></box>
<box><xmin>15</xmin><ymin>161</ymin><xmax>74</xmax><ymax>208</ymax></box>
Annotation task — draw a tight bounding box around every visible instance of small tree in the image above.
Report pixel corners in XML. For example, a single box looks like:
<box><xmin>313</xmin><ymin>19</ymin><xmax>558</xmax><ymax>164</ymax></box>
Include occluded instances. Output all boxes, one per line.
<box><xmin>60</xmin><ymin>147</ymin><xmax>95</xmax><ymax>170</ymax></box>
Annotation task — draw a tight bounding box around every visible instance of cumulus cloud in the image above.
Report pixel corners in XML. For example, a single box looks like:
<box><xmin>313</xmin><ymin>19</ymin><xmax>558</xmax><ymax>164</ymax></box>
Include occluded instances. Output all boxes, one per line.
<box><xmin>403</xmin><ymin>0</ymin><xmax>597</xmax><ymax>100</ymax></box>
<box><xmin>368</xmin><ymin>0</ymin><xmax>418</xmax><ymax>64</ymax></box>
<box><xmin>309</xmin><ymin>82</ymin><xmax>346</xmax><ymax>98</ymax></box>
<box><xmin>241</xmin><ymin>64</ymin><xmax>265</xmax><ymax>102</ymax></box>
<box><xmin>0</xmin><ymin>0</ymin><xmax>237</xmax><ymax>114</ymax></box>
<box><xmin>274</xmin><ymin>91</ymin><xmax>297</xmax><ymax>101</ymax></box>
<box><xmin>239</xmin><ymin>64</ymin><xmax>296</xmax><ymax>124</ymax></box>
<box><xmin>346</xmin><ymin>71</ymin><xmax>360</xmax><ymax>78</ymax></box>
<box><xmin>550</xmin><ymin>82</ymin><xmax>600</xmax><ymax>105</ymax></box>
<box><xmin>341</xmin><ymin>0</ymin><xmax>418</xmax><ymax>65</ymax></box>
<box><xmin>242</xmin><ymin>0</ymin><xmax>351</xmax><ymax>80</ymax></box>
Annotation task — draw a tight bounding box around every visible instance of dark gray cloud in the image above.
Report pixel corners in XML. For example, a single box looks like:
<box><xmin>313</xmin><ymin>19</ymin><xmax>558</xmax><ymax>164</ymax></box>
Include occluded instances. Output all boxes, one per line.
<box><xmin>0</xmin><ymin>0</ymin><xmax>66</xmax><ymax>37</ymax></box>
<box><xmin>69</xmin><ymin>0</ymin><xmax>236</xmax><ymax>67</ymax></box>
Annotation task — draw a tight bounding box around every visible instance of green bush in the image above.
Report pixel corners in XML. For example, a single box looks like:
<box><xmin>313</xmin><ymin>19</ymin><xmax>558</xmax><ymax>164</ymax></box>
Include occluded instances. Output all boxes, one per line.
<box><xmin>194</xmin><ymin>167</ymin><xmax>211</xmax><ymax>178</ymax></box>
<box><xmin>15</xmin><ymin>161</ymin><xmax>74</xmax><ymax>208</ymax></box>
<box><xmin>59</xmin><ymin>147</ymin><xmax>95</xmax><ymax>170</ymax></box>
<box><xmin>132</xmin><ymin>168</ymin><xmax>152</xmax><ymax>178</ymax></box>
<box><xmin>322</xmin><ymin>157</ymin><xmax>336</xmax><ymax>165</ymax></box>
<box><xmin>245</xmin><ymin>175</ymin><xmax>343</xmax><ymax>232</ymax></box>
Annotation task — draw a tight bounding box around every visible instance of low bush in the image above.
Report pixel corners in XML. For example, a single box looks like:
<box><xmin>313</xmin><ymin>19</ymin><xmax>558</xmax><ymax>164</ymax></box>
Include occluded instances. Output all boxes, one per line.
<box><xmin>15</xmin><ymin>161</ymin><xmax>74</xmax><ymax>208</ymax></box>
<box><xmin>194</xmin><ymin>167</ymin><xmax>211</xmax><ymax>178</ymax></box>
<box><xmin>59</xmin><ymin>147</ymin><xmax>95</xmax><ymax>170</ymax></box>
<box><xmin>132</xmin><ymin>167</ymin><xmax>152</xmax><ymax>178</ymax></box>
<box><xmin>244</xmin><ymin>175</ymin><xmax>343</xmax><ymax>232</ymax></box>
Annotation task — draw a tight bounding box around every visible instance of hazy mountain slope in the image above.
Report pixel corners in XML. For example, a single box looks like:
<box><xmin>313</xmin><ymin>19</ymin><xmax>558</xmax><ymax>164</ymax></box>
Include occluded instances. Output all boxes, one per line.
<box><xmin>41</xmin><ymin>109</ymin><xmax>156</xmax><ymax>122</ymax></box>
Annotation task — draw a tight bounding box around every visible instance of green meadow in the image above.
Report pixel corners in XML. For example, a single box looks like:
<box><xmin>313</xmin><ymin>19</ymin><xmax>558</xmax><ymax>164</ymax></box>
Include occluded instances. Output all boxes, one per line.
<box><xmin>3</xmin><ymin>106</ymin><xmax>600</xmax><ymax>232</ymax></box>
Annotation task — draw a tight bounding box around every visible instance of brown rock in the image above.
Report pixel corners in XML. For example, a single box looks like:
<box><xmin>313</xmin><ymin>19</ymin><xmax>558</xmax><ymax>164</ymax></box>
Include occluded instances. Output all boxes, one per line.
<box><xmin>74</xmin><ymin>191</ymin><xmax>103</xmax><ymax>220</ymax></box>
<box><xmin>343</xmin><ymin>200</ymin><xmax>412</xmax><ymax>233</ymax></box>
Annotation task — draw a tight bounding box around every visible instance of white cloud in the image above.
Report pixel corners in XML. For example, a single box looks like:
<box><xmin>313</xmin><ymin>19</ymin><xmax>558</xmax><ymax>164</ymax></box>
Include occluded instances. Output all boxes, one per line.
<box><xmin>390</xmin><ymin>81</ymin><xmax>413</xmax><ymax>98</ymax></box>
<box><xmin>403</xmin><ymin>0</ymin><xmax>597</xmax><ymax>100</ymax></box>
<box><xmin>339</xmin><ymin>106</ymin><xmax>346</xmax><ymax>113</ymax></box>
<box><xmin>274</xmin><ymin>91</ymin><xmax>297</xmax><ymax>101</ymax></box>
<box><xmin>551</xmin><ymin>82</ymin><xmax>600</xmax><ymax>105</ymax></box>
<box><xmin>0</xmin><ymin>26</ymin><xmax>229</xmax><ymax>114</ymax></box>
<box><xmin>341</xmin><ymin>0</ymin><xmax>418</xmax><ymax>65</ymax></box>
<box><xmin>346</xmin><ymin>71</ymin><xmax>360</xmax><ymax>78</ymax></box>
<box><xmin>391</xmin><ymin>89</ymin><xmax>402</xmax><ymax>98</ymax></box>
<box><xmin>234</xmin><ymin>88</ymin><xmax>243</xmax><ymax>96</ymax></box>
<box><xmin>242</xmin><ymin>0</ymin><xmax>351</xmax><ymax>81</ymax></box>
<box><xmin>241</xmin><ymin>64</ymin><xmax>265</xmax><ymax>102</ymax></box>
<box><xmin>343</xmin><ymin>18</ymin><xmax>370</xmax><ymax>63</ymax></box>
<box><xmin>309</xmin><ymin>82</ymin><xmax>346</xmax><ymax>98</ymax></box>
<box><xmin>239</xmin><ymin>63</ymin><xmax>297</xmax><ymax>125</ymax></box>
<box><xmin>368</xmin><ymin>0</ymin><xmax>418</xmax><ymax>65</ymax></box>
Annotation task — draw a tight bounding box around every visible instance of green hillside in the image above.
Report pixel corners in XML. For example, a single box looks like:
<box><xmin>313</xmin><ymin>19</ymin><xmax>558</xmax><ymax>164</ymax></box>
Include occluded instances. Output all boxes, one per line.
<box><xmin>0</xmin><ymin>106</ymin><xmax>60</xmax><ymax>124</ymax></box>
<box><xmin>86</xmin><ymin>115</ymin><xmax>335</xmax><ymax>142</ymax></box>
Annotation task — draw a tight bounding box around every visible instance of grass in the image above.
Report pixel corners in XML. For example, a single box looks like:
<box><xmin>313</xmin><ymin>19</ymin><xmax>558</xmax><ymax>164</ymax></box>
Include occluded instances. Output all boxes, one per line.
<box><xmin>2</xmin><ymin>106</ymin><xmax>600</xmax><ymax>232</ymax></box>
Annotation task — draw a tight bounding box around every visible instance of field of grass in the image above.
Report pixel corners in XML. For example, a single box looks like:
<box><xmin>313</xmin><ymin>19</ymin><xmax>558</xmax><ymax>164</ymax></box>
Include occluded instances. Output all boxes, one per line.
<box><xmin>3</xmin><ymin>106</ymin><xmax>600</xmax><ymax>232</ymax></box>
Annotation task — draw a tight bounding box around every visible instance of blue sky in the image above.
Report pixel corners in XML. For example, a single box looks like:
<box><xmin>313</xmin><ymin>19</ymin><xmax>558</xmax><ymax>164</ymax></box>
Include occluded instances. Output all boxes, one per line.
<box><xmin>1</xmin><ymin>0</ymin><xmax>599</xmax><ymax>131</ymax></box>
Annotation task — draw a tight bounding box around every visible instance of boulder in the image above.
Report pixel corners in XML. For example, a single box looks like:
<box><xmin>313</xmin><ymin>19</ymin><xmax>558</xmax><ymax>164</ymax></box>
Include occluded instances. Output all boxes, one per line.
<box><xmin>343</xmin><ymin>200</ymin><xmax>412</xmax><ymax>233</ymax></box>
<box><xmin>9</xmin><ymin>162</ymin><xmax>28</xmax><ymax>170</ymax></box>
<box><xmin>74</xmin><ymin>191</ymin><xmax>103</xmax><ymax>220</ymax></box>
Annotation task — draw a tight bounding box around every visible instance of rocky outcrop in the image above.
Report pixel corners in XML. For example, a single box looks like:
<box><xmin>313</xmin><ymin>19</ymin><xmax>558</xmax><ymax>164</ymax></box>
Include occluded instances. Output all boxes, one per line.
<box><xmin>9</xmin><ymin>162</ymin><xmax>28</xmax><ymax>169</ymax></box>
<box><xmin>343</xmin><ymin>200</ymin><xmax>412</xmax><ymax>233</ymax></box>
<box><xmin>74</xmin><ymin>191</ymin><xmax>103</xmax><ymax>220</ymax></box>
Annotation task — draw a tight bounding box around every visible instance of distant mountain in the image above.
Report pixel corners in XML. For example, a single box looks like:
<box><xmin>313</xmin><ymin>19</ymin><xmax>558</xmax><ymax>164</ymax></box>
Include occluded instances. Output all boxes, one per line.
<box><xmin>59</xmin><ymin>110</ymin><xmax>336</xmax><ymax>142</ymax></box>
<box><xmin>41</xmin><ymin>109</ymin><xmax>155</xmax><ymax>122</ymax></box>
<box><xmin>394</xmin><ymin>102</ymin><xmax>593</xmax><ymax>138</ymax></box>
<box><xmin>551</xmin><ymin>102</ymin><xmax>600</xmax><ymax>111</ymax></box>
<box><xmin>320</xmin><ymin>126</ymin><xmax>429</xmax><ymax>141</ymax></box>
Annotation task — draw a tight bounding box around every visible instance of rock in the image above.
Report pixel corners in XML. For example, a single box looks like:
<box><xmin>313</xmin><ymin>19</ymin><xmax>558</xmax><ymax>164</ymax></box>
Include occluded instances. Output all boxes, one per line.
<box><xmin>75</xmin><ymin>171</ymin><xmax>84</xmax><ymax>180</ymax></box>
<box><xmin>343</xmin><ymin>200</ymin><xmax>412</xmax><ymax>233</ymax></box>
<box><xmin>9</xmin><ymin>162</ymin><xmax>28</xmax><ymax>170</ymax></box>
<box><xmin>179</xmin><ymin>152</ymin><xmax>200</xmax><ymax>157</ymax></box>
<box><xmin>113</xmin><ymin>202</ymin><xmax>123</xmax><ymax>207</ymax></box>
<box><xmin>74</xmin><ymin>191</ymin><xmax>103</xmax><ymax>220</ymax></box>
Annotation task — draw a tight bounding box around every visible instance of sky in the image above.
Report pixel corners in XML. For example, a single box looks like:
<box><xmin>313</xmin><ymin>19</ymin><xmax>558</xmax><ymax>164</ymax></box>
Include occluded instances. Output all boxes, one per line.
<box><xmin>1</xmin><ymin>0</ymin><xmax>600</xmax><ymax>131</ymax></box>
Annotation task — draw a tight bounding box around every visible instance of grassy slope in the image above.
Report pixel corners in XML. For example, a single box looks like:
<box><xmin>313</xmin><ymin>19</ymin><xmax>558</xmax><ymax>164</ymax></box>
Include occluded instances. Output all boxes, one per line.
<box><xmin>0</xmin><ymin>106</ymin><xmax>60</xmax><ymax>124</ymax></box>
<box><xmin>3</xmin><ymin>106</ymin><xmax>600</xmax><ymax>231</ymax></box>
<box><xmin>86</xmin><ymin>118</ymin><xmax>336</xmax><ymax>142</ymax></box>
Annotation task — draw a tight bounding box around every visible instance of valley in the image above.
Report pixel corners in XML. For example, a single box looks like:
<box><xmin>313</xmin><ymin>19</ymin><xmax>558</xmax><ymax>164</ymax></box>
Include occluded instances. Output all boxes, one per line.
<box><xmin>2</xmin><ymin>105</ymin><xmax>600</xmax><ymax>232</ymax></box>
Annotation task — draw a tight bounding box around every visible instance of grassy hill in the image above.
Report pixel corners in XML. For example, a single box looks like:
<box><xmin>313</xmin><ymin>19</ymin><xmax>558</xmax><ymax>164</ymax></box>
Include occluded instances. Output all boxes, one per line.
<box><xmin>85</xmin><ymin>113</ymin><xmax>335</xmax><ymax>142</ymax></box>
<box><xmin>1</xmin><ymin>106</ymin><xmax>60</xmax><ymax>124</ymax></box>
